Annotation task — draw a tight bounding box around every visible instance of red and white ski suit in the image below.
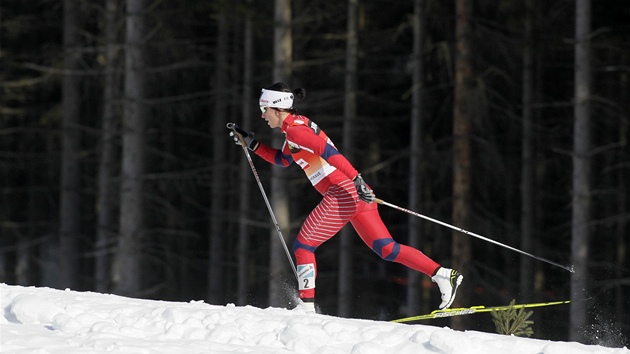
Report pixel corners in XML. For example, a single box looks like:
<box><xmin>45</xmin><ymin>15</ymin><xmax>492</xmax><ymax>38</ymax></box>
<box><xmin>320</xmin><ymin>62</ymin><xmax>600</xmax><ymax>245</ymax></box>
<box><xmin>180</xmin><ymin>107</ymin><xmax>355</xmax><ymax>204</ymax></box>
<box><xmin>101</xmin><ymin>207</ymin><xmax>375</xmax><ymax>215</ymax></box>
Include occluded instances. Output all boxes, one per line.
<box><xmin>254</xmin><ymin>114</ymin><xmax>440</xmax><ymax>300</ymax></box>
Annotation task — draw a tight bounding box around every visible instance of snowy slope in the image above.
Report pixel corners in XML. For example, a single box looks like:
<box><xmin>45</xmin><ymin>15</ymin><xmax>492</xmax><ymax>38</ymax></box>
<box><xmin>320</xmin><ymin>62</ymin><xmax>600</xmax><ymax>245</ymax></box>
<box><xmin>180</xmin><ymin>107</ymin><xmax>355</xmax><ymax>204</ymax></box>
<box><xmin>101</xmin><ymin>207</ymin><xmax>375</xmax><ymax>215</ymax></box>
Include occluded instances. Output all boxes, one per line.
<box><xmin>1</xmin><ymin>283</ymin><xmax>628</xmax><ymax>354</ymax></box>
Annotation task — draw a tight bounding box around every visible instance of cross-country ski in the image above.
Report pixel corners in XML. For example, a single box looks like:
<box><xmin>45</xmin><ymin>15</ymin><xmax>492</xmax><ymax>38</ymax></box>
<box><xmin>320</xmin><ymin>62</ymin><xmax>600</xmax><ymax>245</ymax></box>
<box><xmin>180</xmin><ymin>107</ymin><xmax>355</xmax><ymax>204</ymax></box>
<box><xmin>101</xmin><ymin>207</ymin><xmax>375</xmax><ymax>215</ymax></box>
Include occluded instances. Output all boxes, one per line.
<box><xmin>391</xmin><ymin>300</ymin><xmax>571</xmax><ymax>323</ymax></box>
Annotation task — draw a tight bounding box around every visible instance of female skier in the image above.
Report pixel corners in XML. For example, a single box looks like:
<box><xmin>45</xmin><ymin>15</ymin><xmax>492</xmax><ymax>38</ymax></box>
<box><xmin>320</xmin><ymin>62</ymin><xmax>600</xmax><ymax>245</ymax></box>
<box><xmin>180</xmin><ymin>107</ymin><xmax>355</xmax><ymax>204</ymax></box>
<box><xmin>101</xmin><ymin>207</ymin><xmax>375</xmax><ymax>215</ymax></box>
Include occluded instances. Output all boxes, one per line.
<box><xmin>229</xmin><ymin>82</ymin><xmax>463</xmax><ymax>313</ymax></box>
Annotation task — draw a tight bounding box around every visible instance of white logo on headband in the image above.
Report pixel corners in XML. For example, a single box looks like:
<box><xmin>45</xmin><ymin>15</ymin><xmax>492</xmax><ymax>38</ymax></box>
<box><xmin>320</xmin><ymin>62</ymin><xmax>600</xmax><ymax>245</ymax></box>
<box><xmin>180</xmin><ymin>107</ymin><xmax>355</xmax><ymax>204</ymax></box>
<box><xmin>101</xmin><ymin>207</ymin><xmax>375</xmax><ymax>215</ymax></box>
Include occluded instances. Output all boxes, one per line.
<box><xmin>259</xmin><ymin>89</ymin><xmax>294</xmax><ymax>109</ymax></box>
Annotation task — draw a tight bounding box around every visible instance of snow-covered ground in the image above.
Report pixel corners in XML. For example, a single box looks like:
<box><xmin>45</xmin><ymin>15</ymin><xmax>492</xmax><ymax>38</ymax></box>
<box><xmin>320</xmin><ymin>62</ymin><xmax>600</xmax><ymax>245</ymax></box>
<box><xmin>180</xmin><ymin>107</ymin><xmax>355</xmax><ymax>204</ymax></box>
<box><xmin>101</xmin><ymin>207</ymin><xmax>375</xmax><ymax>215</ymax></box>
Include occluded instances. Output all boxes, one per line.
<box><xmin>1</xmin><ymin>283</ymin><xmax>628</xmax><ymax>354</ymax></box>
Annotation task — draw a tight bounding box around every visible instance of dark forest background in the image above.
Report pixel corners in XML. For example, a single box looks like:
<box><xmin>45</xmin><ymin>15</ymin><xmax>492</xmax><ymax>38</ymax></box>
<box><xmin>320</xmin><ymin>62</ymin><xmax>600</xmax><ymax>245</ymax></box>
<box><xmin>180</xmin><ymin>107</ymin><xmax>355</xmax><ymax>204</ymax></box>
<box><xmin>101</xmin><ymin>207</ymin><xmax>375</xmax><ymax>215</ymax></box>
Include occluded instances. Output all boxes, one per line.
<box><xmin>1</xmin><ymin>0</ymin><xmax>628</xmax><ymax>345</ymax></box>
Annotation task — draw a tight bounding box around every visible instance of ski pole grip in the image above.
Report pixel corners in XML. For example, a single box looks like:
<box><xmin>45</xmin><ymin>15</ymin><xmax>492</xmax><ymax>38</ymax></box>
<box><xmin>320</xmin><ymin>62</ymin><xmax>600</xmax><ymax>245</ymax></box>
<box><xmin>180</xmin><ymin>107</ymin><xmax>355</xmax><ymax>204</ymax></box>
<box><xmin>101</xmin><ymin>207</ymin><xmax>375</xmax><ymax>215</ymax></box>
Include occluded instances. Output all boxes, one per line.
<box><xmin>226</xmin><ymin>122</ymin><xmax>248</xmax><ymax>147</ymax></box>
<box><xmin>227</xmin><ymin>123</ymin><xmax>248</xmax><ymax>137</ymax></box>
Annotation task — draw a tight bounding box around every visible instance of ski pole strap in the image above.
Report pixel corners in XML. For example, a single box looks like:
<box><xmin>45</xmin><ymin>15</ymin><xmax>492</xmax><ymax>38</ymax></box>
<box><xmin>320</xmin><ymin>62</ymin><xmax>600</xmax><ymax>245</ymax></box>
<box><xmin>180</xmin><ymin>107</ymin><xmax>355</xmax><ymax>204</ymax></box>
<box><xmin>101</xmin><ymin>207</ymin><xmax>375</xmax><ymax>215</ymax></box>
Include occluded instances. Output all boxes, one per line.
<box><xmin>391</xmin><ymin>300</ymin><xmax>571</xmax><ymax>323</ymax></box>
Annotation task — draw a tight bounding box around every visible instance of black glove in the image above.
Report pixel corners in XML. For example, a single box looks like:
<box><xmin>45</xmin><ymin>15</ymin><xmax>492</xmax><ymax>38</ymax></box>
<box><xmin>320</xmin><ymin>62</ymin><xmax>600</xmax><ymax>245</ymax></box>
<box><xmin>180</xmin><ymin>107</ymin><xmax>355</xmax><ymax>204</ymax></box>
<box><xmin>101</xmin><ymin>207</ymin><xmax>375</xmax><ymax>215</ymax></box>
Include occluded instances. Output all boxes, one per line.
<box><xmin>229</xmin><ymin>124</ymin><xmax>259</xmax><ymax>151</ymax></box>
<box><xmin>353</xmin><ymin>174</ymin><xmax>375</xmax><ymax>203</ymax></box>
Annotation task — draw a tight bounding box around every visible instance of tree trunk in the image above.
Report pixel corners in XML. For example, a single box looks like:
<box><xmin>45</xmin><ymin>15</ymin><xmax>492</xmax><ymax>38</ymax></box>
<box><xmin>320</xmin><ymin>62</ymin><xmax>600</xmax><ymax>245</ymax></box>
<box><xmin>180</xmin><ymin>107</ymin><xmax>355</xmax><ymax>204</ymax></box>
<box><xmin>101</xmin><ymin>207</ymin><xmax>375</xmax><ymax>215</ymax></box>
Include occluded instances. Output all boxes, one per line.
<box><xmin>60</xmin><ymin>0</ymin><xmax>83</xmax><ymax>290</ymax></box>
<box><xmin>237</xmin><ymin>0</ymin><xmax>255</xmax><ymax>307</ymax></box>
<box><xmin>615</xmin><ymin>74</ymin><xmax>628</xmax><ymax>335</ymax></box>
<box><xmin>96</xmin><ymin>0</ymin><xmax>121</xmax><ymax>294</ymax></box>
<box><xmin>451</xmin><ymin>0</ymin><xmax>473</xmax><ymax>329</ymax></box>
<box><xmin>519</xmin><ymin>0</ymin><xmax>535</xmax><ymax>303</ymax></box>
<box><xmin>114</xmin><ymin>0</ymin><xmax>148</xmax><ymax>296</ymax></box>
<box><xmin>337</xmin><ymin>0</ymin><xmax>358</xmax><ymax>318</ymax></box>
<box><xmin>570</xmin><ymin>0</ymin><xmax>591</xmax><ymax>342</ymax></box>
<box><xmin>208</xmin><ymin>3</ymin><xmax>229</xmax><ymax>305</ymax></box>
<box><xmin>268</xmin><ymin>0</ymin><xmax>293</xmax><ymax>308</ymax></box>
<box><xmin>406</xmin><ymin>0</ymin><xmax>425</xmax><ymax>317</ymax></box>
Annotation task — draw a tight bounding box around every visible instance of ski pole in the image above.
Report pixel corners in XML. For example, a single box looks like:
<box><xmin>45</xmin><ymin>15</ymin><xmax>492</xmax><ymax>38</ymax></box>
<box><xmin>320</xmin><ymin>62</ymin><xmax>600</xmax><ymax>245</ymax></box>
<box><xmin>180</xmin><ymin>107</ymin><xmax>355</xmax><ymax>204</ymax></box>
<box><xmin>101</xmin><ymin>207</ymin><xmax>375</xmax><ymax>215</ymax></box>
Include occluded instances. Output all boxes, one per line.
<box><xmin>374</xmin><ymin>198</ymin><xmax>575</xmax><ymax>273</ymax></box>
<box><xmin>226</xmin><ymin>123</ymin><xmax>299</xmax><ymax>282</ymax></box>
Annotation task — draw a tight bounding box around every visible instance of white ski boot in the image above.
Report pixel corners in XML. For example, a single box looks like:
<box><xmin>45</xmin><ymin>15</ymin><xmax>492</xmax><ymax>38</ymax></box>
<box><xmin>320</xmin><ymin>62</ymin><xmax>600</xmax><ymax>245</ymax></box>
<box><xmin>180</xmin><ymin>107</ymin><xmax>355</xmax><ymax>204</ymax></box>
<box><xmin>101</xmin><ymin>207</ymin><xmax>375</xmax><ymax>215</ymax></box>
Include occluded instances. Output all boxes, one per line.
<box><xmin>293</xmin><ymin>298</ymin><xmax>316</xmax><ymax>314</ymax></box>
<box><xmin>431</xmin><ymin>267</ymin><xmax>464</xmax><ymax>310</ymax></box>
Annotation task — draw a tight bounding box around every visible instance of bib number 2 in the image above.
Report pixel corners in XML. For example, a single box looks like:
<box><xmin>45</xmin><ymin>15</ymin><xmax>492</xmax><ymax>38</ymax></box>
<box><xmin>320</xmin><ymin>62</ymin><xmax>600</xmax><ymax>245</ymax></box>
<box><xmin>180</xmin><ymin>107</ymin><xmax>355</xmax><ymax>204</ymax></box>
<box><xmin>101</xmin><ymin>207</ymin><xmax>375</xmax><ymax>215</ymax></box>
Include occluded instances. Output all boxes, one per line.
<box><xmin>297</xmin><ymin>264</ymin><xmax>315</xmax><ymax>290</ymax></box>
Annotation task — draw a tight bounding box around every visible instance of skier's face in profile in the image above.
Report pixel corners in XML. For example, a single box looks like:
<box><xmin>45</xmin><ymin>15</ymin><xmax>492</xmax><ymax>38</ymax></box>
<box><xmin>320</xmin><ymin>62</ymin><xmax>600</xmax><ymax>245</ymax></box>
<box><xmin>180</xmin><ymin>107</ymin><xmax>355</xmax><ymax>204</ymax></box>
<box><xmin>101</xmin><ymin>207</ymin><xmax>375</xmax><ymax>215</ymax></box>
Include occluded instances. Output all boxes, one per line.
<box><xmin>260</xmin><ymin>106</ymin><xmax>285</xmax><ymax>129</ymax></box>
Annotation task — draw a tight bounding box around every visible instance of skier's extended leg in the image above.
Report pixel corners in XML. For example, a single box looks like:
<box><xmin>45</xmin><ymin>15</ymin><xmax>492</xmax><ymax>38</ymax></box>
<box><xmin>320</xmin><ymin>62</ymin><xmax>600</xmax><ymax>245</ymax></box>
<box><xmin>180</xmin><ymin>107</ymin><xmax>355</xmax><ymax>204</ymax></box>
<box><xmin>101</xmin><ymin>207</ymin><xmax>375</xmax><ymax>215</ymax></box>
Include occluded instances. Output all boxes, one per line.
<box><xmin>350</xmin><ymin>203</ymin><xmax>463</xmax><ymax>309</ymax></box>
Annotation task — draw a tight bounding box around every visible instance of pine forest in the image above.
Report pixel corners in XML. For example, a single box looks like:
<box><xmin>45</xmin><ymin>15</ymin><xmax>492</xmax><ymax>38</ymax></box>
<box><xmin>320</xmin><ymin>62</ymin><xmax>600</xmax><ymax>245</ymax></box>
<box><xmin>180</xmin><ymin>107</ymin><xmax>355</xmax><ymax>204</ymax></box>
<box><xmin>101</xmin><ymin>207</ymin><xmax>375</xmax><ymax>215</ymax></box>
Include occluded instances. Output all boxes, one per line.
<box><xmin>1</xmin><ymin>0</ymin><xmax>628</xmax><ymax>345</ymax></box>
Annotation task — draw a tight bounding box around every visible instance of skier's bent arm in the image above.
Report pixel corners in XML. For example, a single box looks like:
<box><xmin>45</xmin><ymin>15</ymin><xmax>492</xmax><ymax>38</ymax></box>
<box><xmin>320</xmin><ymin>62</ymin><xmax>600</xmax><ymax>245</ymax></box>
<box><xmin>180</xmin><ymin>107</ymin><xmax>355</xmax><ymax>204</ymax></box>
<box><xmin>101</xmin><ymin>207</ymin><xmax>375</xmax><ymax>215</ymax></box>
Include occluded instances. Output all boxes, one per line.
<box><xmin>287</xmin><ymin>126</ymin><xmax>359</xmax><ymax>180</ymax></box>
<box><xmin>254</xmin><ymin>142</ymin><xmax>294</xmax><ymax>167</ymax></box>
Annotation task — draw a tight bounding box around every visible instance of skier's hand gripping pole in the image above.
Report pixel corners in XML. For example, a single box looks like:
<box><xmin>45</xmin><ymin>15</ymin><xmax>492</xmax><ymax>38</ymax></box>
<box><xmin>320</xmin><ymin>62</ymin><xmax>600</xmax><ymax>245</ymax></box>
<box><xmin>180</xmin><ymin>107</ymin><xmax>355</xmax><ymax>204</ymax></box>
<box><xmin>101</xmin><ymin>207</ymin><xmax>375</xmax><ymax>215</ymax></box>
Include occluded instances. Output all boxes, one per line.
<box><xmin>229</xmin><ymin>124</ymin><xmax>260</xmax><ymax>151</ymax></box>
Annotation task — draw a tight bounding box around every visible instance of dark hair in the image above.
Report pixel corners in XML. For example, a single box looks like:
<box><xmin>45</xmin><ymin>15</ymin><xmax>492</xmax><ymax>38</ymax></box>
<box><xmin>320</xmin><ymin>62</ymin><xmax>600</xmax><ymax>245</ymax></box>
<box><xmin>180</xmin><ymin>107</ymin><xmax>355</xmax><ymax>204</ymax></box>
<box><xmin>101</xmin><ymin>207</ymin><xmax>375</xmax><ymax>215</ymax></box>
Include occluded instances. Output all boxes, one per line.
<box><xmin>264</xmin><ymin>82</ymin><xmax>306</xmax><ymax>113</ymax></box>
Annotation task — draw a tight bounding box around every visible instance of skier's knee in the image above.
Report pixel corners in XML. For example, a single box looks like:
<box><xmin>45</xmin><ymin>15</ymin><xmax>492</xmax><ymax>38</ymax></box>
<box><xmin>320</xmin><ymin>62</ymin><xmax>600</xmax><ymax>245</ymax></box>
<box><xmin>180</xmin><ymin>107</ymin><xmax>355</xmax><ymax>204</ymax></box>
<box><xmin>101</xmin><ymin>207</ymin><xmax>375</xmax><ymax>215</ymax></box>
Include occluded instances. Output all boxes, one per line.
<box><xmin>293</xmin><ymin>238</ymin><xmax>317</xmax><ymax>254</ymax></box>
<box><xmin>371</xmin><ymin>238</ymin><xmax>400</xmax><ymax>261</ymax></box>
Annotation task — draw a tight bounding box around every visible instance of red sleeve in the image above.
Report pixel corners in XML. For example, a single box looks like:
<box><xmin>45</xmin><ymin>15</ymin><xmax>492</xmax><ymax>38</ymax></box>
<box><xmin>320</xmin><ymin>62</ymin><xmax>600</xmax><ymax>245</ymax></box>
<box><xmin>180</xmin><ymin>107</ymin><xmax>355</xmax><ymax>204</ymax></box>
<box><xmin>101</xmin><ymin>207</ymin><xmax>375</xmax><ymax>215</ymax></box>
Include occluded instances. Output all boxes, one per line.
<box><xmin>327</xmin><ymin>154</ymin><xmax>359</xmax><ymax>180</ymax></box>
<box><xmin>254</xmin><ymin>141</ymin><xmax>293</xmax><ymax>167</ymax></box>
<box><xmin>287</xmin><ymin>126</ymin><xmax>359</xmax><ymax>180</ymax></box>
